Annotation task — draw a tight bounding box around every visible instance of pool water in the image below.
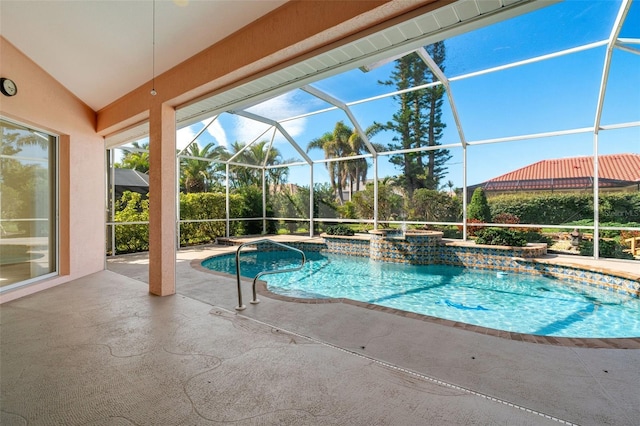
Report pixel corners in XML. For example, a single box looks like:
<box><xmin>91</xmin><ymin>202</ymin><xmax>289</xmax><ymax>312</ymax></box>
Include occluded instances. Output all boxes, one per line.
<box><xmin>202</xmin><ymin>251</ymin><xmax>640</xmax><ymax>338</ymax></box>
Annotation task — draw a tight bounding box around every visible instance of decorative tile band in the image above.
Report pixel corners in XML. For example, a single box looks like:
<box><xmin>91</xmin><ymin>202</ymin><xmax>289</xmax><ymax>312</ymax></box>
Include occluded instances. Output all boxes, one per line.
<box><xmin>323</xmin><ymin>236</ymin><xmax>370</xmax><ymax>257</ymax></box>
<box><xmin>325</xmin><ymin>233</ymin><xmax>639</xmax><ymax>298</ymax></box>
<box><xmin>370</xmin><ymin>231</ymin><xmax>443</xmax><ymax>264</ymax></box>
<box><xmin>216</xmin><ymin>234</ymin><xmax>639</xmax><ymax>298</ymax></box>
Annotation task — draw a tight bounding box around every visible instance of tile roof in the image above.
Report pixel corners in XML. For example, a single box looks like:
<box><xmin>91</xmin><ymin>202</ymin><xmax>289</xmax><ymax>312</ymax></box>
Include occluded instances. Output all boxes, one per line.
<box><xmin>480</xmin><ymin>153</ymin><xmax>640</xmax><ymax>191</ymax></box>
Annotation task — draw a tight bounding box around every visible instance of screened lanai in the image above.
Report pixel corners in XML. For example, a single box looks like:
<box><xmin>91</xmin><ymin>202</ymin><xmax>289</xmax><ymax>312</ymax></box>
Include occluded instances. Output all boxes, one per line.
<box><xmin>106</xmin><ymin>0</ymin><xmax>639</xmax><ymax>261</ymax></box>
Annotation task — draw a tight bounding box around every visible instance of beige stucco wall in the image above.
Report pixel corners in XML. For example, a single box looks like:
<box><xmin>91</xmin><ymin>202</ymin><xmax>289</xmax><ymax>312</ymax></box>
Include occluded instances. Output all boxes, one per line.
<box><xmin>0</xmin><ymin>37</ymin><xmax>105</xmax><ymax>303</ymax></box>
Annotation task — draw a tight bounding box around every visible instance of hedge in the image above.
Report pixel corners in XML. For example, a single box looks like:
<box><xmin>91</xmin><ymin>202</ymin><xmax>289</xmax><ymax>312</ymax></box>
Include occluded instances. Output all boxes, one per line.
<box><xmin>474</xmin><ymin>227</ymin><xmax>527</xmax><ymax>247</ymax></box>
<box><xmin>113</xmin><ymin>191</ymin><xmax>246</xmax><ymax>254</ymax></box>
<box><xmin>113</xmin><ymin>190</ymin><xmax>640</xmax><ymax>254</ymax></box>
<box><xmin>113</xmin><ymin>192</ymin><xmax>149</xmax><ymax>254</ymax></box>
<box><xmin>179</xmin><ymin>192</ymin><xmax>245</xmax><ymax>246</ymax></box>
<box><xmin>488</xmin><ymin>192</ymin><xmax>640</xmax><ymax>225</ymax></box>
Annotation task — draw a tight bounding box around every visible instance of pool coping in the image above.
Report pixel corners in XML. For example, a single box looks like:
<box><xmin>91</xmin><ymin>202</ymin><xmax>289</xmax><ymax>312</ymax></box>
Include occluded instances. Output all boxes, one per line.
<box><xmin>191</xmin><ymin>256</ymin><xmax>640</xmax><ymax>350</ymax></box>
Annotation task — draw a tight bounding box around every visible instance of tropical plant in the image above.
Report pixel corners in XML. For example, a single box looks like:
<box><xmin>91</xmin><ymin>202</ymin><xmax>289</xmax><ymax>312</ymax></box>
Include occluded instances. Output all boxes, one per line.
<box><xmin>307</xmin><ymin>121</ymin><xmax>353</xmax><ymax>203</ymax></box>
<box><xmin>345</xmin><ymin>123</ymin><xmax>382</xmax><ymax>194</ymax></box>
<box><xmin>222</xmin><ymin>140</ymin><xmax>288</xmax><ymax>188</ymax></box>
<box><xmin>442</xmin><ymin>180</ymin><xmax>456</xmax><ymax>194</ymax></box>
<box><xmin>307</xmin><ymin>121</ymin><xmax>381</xmax><ymax>204</ymax></box>
<box><xmin>269</xmin><ymin>183</ymin><xmax>339</xmax><ymax>229</ymax></box>
<box><xmin>117</xmin><ymin>141</ymin><xmax>150</xmax><ymax>173</ymax></box>
<box><xmin>338</xmin><ymin>201</ymin><xmax>358</xmax><ymax>219</ymax></box>
<box><xmin>313</xmin><ymin>183</ymin><xmax>341</xmax><ymax>218</ymax></box>
<box><xmin>179</xmin><ymin>142</ymin><xmax>226</xmax><ymax>193</ymax></box>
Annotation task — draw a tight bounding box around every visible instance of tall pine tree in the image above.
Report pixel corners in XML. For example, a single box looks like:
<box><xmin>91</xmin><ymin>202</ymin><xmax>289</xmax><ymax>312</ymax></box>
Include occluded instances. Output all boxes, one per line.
<box><xmin>380</xmin><ymin>42</ymin><xmax>450</xmax><ymax>197</ymax></box>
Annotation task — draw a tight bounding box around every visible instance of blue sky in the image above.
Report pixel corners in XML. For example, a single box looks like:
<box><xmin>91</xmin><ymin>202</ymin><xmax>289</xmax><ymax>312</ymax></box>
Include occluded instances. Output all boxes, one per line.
<box><xmin>173</xmin><ymin>0</ymin><xmax>639</xmax><ymax>189</ymax></box>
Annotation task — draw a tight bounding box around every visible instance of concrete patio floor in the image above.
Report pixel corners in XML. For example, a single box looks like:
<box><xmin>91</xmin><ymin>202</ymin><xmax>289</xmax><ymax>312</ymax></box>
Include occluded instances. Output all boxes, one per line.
<box><xmin>1</xmin><ymin>241</ymin><xmax>639</xmax><ymax>425</ymax></box>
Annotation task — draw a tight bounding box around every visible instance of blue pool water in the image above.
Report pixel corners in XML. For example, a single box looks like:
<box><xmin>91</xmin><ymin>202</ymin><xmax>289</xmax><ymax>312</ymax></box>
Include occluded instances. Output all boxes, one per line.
<box><xmin>202</xmin><ymin>251</ymin><xmax>640</xmax><ymax>338</ymax></box>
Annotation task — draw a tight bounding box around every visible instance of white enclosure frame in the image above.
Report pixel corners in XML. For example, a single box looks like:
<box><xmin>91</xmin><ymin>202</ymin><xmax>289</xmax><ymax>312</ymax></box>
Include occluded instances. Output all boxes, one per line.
<box><xmin>106</xmin><ymin>0</ymin><xmax>639</xmax><ymax>260</ymax></box>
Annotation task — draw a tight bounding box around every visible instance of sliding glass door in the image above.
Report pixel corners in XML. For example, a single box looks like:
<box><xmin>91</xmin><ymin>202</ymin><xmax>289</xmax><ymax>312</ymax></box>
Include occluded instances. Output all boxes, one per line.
<box><xmin>0</xmin><ymin>118</ymin><xmax>57</xmax><ymax>289</ymax></box>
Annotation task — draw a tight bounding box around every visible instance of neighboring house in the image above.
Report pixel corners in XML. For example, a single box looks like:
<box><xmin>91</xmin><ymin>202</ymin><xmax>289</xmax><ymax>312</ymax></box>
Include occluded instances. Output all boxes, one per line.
<box><xmin>470</xmin><ymin>153</ymin><xmax>640</xmax><ymax>195</ymax></box>
<box><xmin>113</xmin><ymin>168</ymin><xmax>150</xmax><ymax>200</ymax></box>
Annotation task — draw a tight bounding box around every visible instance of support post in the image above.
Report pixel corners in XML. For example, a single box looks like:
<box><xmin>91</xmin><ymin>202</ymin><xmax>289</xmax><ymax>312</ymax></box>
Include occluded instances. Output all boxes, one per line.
<box><xmin>309</xmin><ymin>166</ymin><xmax>314</xmax><ymax>237</ymax></box>
<box><xmin>148</xmin><ymin>103</ymin><xmax>176</xmax><ymax>296</ymax></box>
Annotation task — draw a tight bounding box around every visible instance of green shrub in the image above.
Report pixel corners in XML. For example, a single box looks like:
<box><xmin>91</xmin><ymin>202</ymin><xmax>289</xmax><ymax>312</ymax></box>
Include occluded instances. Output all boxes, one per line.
<box><xmin>410</xmin><ymin>189</ymin><xmax>462</xmax><ymax>222</ymax></box>
<box><xmin>233</xmin><ymin>186</ymin><xmax>277</xmax><ymax>235</ymax></box>
<box><xmin>113</xmin><ymin>190</ymin><xmax>255</xmax><ymax>253</ymax></box>
<box><xmin>598</xmin><ymin>222</ymin><xmax>640</xmax><ymax>238</ymax></box>
<box><xmin>338</xmin><ymin>201</ymin><xmax>358</xmax><ymax>219</ymax></box>
<box><xmin>579</xmin><ymin>239</ymin><xmax>634</xmax><ymax>260</ymax></box>
<box><xmin>352</xmin><ymin>183</ymin><xmax>403</xmax><ymax>222</ymax></box>
<box><xmin>180</xmin><ymin>192</ymin><xmax>244</xmax><ymax>245</ymax></box>
<box><xmin>432</xmin><ymin>225</ymin><xmax>462</xmax><ymax>239</ymax></box>
<box><xmin>598</xmin><ymin>193</ymin><xmax>640</xmax><ymax>223</ymax></box>
<box><xmin>520</xmin><ymin>230</ymin><xmax>553</xmax><ymax>245</ymax></box>
<box><xmin>468</xmin><ymin>188</ymin><xmax>491</xmax><ymax>222</ymax></box>
<box><xmin>114</xmin><ymin>192</ymin><xmax>149</xmax><ymax>254</ymax></box>
<box><xmin>235</xmin><ymin>186</ymin><xmax>263</xmax><ymax>235</ymax></box>
<box><xmin>474</xmin><ymin>227</ymin><xmax>527</xmax><ymax>247</ymax></box>
<box><xmin>324</xmin><ymin>224</ymin><xmax>355</xmax><ymax>236</ymax></box>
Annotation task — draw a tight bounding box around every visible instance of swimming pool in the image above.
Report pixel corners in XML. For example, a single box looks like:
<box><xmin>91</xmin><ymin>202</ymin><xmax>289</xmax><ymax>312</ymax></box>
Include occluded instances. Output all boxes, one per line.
<box><xmin>202</xmin><ymin>251</ymin><xmax>640</xmax><ymax>338</ymax></box>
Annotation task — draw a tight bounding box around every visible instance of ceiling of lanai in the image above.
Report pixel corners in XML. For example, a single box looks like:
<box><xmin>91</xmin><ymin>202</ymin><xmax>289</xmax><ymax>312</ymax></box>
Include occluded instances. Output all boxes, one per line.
<box><xmin>0</xmin><ymin>0</ymin><xmax>287</xmax><ymax>111</ymax></box>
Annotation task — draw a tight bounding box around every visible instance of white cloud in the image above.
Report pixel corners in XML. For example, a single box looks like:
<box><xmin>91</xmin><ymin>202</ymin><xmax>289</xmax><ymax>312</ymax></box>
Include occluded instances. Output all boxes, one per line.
<box><xmin>236</xmin><ymin>92</ymin><xmax>311</xmax><ymax>143</ymax></box>
<box><xmin>177</xmin><ymin>91</ymin><xmax>320</xmax><ymax>152</ymax></box>
<box><xmin>177</xmin><ymin>119</ymin><xmax>229</xmax><ymax>152</ymax></box>
<box><xmin>176</xmin><ymin>126</ymin><xmax>196</xmax><ymax>152</ymax></box>
<box><xmin>204</xmin><ymin>119</ymin><xmax>228</xmax><ymax>147</ymax></box>
<box><xmin>231</xmin><ymin>116</ymin><xmax>272</xmax><ymax>146</ymax></box>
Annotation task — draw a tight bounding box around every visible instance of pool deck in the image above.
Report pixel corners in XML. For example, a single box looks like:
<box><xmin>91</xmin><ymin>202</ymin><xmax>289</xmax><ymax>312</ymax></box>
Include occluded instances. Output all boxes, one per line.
<box><xmin>2</xmin><ymin>237</ymin><xmax>639</xmax><ymax>425</ymax></box>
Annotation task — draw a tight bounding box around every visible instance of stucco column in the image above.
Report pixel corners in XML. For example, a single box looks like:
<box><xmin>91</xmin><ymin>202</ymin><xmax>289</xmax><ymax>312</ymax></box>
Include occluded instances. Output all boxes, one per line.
<box><xmin>148</xmin><ymin>103</ymin><xmax>176</xmax><ymax>296</ymax></box>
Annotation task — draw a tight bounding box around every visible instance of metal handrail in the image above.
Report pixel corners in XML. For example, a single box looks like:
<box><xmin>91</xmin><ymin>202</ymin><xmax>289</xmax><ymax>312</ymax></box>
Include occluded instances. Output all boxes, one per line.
<box><xmin>235</xmin><ymin>239</ymin><xmax>306</xmax><ymax>311</ymax></box>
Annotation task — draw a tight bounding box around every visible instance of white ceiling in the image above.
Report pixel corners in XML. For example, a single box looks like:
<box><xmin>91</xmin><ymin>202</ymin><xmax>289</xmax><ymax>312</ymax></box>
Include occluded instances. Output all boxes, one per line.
<box><xmin>0</xmin><ymin>0</ymin><xmax>287</xmax><ymax>111</ymax></box>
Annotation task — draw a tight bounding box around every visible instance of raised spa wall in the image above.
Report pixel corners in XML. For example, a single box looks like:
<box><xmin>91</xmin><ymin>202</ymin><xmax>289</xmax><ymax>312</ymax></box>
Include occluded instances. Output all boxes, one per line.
<box><xmin>318</xmin><ymin>230</ymin><xmax>639</xmax><ymax>299</ymax></box>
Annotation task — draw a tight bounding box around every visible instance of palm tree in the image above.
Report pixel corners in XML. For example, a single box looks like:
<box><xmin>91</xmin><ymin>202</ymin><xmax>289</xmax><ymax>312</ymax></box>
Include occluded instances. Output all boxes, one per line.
<box><xmin>247</xmin><ymin>140</ymin><xmax>289</xmax><ymax>187</ymax></box>
<box><xmin>307</xmin><ymin>132</ymin><xmax>339</xmax><ymax>198</ymax></box>
<box><xmin>346</xmin><ymin>123</ymin><xmax>383</xmax><ymax>196</ymax></box>
<box><xmin>307</xmin><ymin>121</ymin><xmax>353</xmax><ymax>203</ymax></box>
<box><xmin>308</xmin><ymin>121</ymin><xmax>382</xmax><ymax>203</ymax></box>
<box><xmin>117</xmin><ymin>141</ymin><xmax>149</xmax><ymax>173</ymax></box>
<box><xmin>180</xmin><ymin>142</ymin><xmax>225</xmax><ymax>193</ymax></box>
<box><xmin>444</xmin><ymin>180</ymin><xmax>456</xmax><ymax>195</ymax></box>
<box><xmin>221</xmin><ymin>140</ymin><xmax>287</xmax><ymax>188</ymax></box>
